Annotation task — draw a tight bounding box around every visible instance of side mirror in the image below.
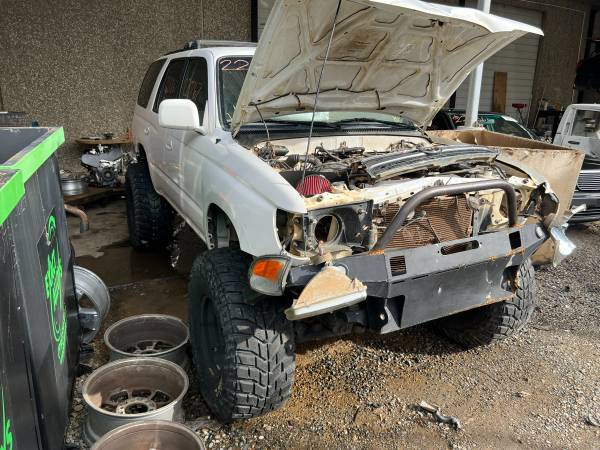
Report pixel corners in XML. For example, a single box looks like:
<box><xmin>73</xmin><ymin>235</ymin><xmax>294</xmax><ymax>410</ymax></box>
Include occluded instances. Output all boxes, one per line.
<box><xmin>158</xmin><ymin>99</ymin><xmax>206</xmax><ymax>134</ymax></box>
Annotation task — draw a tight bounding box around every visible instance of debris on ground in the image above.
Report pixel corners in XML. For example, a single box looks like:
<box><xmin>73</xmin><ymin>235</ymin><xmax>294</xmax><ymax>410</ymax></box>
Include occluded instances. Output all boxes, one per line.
<box><xmin>418</xmin><ymin>400</ymin><xmax>463</xmax><ymax>430</ymax></box>
<box><xmin>585</xmin><ymin>415</ymin><xmax>600</xmax><ymax>427</ymax></box>
<box><xmin>516</xmin><ymin>391</ymin><xmax>532</xmax><ymax>398</ymax></box>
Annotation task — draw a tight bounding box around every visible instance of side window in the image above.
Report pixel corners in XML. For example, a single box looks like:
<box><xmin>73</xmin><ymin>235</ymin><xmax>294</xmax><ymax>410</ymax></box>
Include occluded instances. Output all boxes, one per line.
<box><xmin>137</xmin><ymin>59</ymin><xmax>166</xmax><ymax>108</ymax></box>
<box><xmin>153</xmin><ymin>59</ymin><xmax>186</xmax><ymax>113</ymax></box>
<box><xmin>180</xmin><ymin>58</ymin><xmax>209</xmax><ymax>124</ymax></box>
<box><xmin>572</xmin><ymin>110</ymin><xmax>600</xmax><ymax>139</ymax></box>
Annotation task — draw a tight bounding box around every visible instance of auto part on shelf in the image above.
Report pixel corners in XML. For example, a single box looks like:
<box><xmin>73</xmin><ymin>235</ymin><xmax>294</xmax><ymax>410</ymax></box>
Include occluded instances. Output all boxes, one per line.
<box><xmin>104</xmin><ymin>314</ymin><xmax>189</xmax><ymax>368</ymax></box>
<box><xmin>90</xmin><ymin>420</ymin><xmax>205</xmax><ymax>450</ymax></box>
<box><xmin>74</xmin><ymin>266</ymin><xmax>111</xmax><ymax>344</ymax></box>
<box><xmin>81</xmin><ymin>145</ymin><xmax>130</xmax><ymax>187</ymax></box>
<box><xmin>64</xmin><ymin>204</ymin><xmax>90</xmax><ymax>233</ymax></box>
<box><xmin>82</xmin><ymin>358</ymin><xmax>189</xmax><ymax>445</ymax></box>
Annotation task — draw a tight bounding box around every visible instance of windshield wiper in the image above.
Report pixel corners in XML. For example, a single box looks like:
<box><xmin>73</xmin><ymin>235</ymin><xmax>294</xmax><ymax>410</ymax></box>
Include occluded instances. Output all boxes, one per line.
<box><xmin>334</xmin><ymin>117</ymin><xmax>417</xmax><ymax>129</ymax></box>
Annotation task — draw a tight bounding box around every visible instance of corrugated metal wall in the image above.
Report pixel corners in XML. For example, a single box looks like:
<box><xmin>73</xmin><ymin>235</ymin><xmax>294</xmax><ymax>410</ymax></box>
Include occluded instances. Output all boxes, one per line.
<box><xmin>453</xmin><ymin>2</ymin><xmax>543</xmax><ymax>122</ymax></box>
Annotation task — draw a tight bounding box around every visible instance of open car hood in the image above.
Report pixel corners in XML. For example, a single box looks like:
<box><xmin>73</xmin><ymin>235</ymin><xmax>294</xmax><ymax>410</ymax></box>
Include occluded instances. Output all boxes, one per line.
<box><xmin>232</xmin><ymin>0</ymin><xmax>542</xmax><ymax>132</ymax></box>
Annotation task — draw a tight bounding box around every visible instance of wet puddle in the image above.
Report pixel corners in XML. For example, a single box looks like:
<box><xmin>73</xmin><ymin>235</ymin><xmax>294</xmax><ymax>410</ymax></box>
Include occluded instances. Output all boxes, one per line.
<box><xmin>76</xmin><ymin>240</ymin><xmax>176</xmax><ymax>288</ymax></box>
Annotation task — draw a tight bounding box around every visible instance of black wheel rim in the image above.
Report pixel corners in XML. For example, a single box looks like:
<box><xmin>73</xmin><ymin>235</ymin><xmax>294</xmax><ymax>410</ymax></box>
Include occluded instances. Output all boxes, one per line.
<box><xmin>198</xmin><ymin>295</ymin><xmax>226</xmax><ymax>402</ymax></box>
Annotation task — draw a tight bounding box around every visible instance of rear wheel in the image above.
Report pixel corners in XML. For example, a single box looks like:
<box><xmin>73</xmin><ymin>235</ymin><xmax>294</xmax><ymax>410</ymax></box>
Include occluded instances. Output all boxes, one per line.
<box><xmin>188</xmin><ymin>248</ymin><xmax>295</xmax><ymax>422</ymax></box>
<box><xmin>435</xmin><ymin>258</ymin><xmax>536</xmax><ymax>347</ymax></box>
<box><xmin>125</xmin><ymin>162</ymin><xmax>173</xmax><ymax>249</ymax></box>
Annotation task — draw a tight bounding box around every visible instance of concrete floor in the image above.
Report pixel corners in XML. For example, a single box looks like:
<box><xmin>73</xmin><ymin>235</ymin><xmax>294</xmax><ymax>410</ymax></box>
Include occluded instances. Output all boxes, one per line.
<box><xmin>68</xmin><ymin>198</ymin><xmax>189</xmax><ymax>361</ymax></box>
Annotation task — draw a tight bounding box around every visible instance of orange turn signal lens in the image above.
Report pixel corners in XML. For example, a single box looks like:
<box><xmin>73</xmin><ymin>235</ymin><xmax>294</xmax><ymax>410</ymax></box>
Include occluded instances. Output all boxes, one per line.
<box><xmin>251</xmin><ymin>259</ymin><xmax>285</xmax><ymax>282</ymax></box>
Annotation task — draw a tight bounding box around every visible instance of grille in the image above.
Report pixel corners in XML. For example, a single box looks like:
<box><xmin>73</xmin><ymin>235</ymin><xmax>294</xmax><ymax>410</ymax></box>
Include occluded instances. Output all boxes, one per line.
<box><xmin>573</xmin><ymin>207</ymin><xmax>600</xmax><ymax>219</ymax></box>
<box><xmin>377</xmin><ymin>196</ymin><xmax>473</xmax><ymax>250</ymax></box>
<box><xmin>577</xmin><ymin>171</ymin><xmax>600</xmax><ymax>192</ymax></box>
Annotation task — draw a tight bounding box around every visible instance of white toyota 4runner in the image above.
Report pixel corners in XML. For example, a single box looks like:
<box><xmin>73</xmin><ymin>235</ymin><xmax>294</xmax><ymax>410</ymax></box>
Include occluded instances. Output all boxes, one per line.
<box><xmin>128</xmin><ymin>0</ymin><xmax>576</xmax><ymax>422</ymax></box>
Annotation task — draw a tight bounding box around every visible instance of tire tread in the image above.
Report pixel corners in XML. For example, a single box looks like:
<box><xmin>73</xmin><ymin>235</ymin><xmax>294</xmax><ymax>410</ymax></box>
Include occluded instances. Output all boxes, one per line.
<box><xmin>436</xmin><ymin>259</ymin><xmax>537</xmax><ymax>347</ymax></box>
<box><xmin>188</xmin><ymin>248</ymin><xmax>295</xmax><ymax>421</ymax></box>
<box><xmin>125</xmin><ymin>162</ymin><xmax>173</xmax><ymax>249</ymax></box>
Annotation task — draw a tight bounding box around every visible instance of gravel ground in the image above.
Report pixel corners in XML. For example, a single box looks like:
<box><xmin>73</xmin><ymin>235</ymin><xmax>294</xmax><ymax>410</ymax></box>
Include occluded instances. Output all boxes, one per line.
<box><xmin>66</xmin><ymin>211</ymin><xmax>600</xmax><ymax>449</ymax></box>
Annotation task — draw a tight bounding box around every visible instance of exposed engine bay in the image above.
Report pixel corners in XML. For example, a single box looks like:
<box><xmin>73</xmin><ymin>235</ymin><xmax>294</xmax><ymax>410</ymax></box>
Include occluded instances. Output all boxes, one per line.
<box><xmin>250</xmin><ymin>137</ymin><xmax>559</xmax><ymax>264</ymax></box>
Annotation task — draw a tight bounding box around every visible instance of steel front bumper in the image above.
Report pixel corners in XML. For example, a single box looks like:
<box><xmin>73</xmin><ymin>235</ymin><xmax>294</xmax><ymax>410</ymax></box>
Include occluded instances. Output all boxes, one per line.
<box><xmin>286</xmin><ymin>223</ymin><xmax>550</xmax><ymax>329</ymax></box>
<box><xmin>274</xmin><ymin>180</ymin><xmax>575</xmax><ymax>328</ymax></box>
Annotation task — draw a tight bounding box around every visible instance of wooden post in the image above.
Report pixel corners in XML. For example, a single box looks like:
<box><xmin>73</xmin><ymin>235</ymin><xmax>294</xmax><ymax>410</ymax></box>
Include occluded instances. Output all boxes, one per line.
<box><xmin>493</xmin><ymin>72</ymin><xmax>508</xmax><ymax>113</ymax></box>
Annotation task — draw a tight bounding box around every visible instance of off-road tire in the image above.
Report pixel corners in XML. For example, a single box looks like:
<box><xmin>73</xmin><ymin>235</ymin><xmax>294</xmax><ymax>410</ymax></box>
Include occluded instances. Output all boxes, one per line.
<box><xmin>125</xmin><ymin>162</ymin><xmax>173</xmax><ymax>249</ymax></box>
<box><xmin>188</xmin><ymin>248</ymin><xmax>295</xmax><ymax>422</ymax></box>
<box><xmin>435</xmin><ymin>258</ymin><xmax>536</xmax><ymax>348</ymax></box>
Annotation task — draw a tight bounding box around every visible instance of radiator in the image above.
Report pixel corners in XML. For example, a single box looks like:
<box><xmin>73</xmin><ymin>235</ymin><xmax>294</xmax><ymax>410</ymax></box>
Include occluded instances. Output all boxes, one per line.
<box><xmin>376</xmin><ymin>196</ymin><xmax>473</xmax><ymax>250</ymax></box>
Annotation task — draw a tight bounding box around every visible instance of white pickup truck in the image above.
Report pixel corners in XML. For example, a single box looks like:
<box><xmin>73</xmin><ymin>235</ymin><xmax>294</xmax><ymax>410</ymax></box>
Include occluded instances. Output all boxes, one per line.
<box><xmin>128</xmin><ymin>0</ymin><xmax>575</xmax><ymax>422</ymax></box>
<box><xmin>553</xmin><ymin>104</ymin><xmax>600</xmax><ymax>222</ymax></box>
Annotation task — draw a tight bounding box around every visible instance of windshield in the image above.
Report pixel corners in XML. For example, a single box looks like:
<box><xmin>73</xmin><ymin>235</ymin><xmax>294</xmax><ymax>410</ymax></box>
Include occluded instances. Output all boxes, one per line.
<box><xmin>218</xmin><ymin>56</ymin><xmax>252</xmax><ymax>127</ymax></box>
<box><xmin>217</xmin><ymin>56</ymin><xmax>416</xmax><ymax>130</ymax></box>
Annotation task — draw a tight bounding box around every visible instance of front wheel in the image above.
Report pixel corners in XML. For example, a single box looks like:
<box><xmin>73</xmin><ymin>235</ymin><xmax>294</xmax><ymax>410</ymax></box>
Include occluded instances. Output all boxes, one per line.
<box><xmin>188</xmin><ymin>248</ymin><xmax>295</xmax><ymax>422</ymax></box>
<box><xmin>435</xmin><ymin>258</ymin><xmax>537</xmax><ymax>347</ymax></box>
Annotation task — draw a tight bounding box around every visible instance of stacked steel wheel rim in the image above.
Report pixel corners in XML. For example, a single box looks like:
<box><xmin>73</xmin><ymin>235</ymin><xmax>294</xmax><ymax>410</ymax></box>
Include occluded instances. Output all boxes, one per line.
<box><xmin>90</xmin><ymin>420</ymin><xmax>205</xmax><ymax>450</ymax></box>
<box><xmin>74</xmin><ymin>266</ymin><xmax>111</xmax><ymax>344</ymax></box>
<box><xmin>104</xmin><ymin>314</ymin><xmax>189</xmax><ymax>367</ymax></box>
<box><xmin>82</xmin><ymin>357</ymin><xmax>189</xmax><ymax>445</ymax></box>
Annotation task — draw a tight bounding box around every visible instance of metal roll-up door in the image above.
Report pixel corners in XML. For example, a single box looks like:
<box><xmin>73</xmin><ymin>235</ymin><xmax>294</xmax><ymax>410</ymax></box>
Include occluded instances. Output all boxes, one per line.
<box><xmin>257</xmin><ymin>0</ymin><xmax>276</xmax><ymax>38</ymax></box>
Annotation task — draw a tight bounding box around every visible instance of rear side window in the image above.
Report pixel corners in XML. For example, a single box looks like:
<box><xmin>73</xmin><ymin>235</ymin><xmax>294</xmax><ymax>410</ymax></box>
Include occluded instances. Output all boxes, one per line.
<box><xmin>180</xmin><ymin>58</ymin><xmax>209</xmax><ymax>123</ymax></box>
<box><xmin>153</xmin><ymin>59</ymin><xmax>186</xmax><ymax>113</ymax></box>
<box><xmin>137</xmin><ymin>59</ymin><xmax>165</xmax><ymax>108</ymax></box>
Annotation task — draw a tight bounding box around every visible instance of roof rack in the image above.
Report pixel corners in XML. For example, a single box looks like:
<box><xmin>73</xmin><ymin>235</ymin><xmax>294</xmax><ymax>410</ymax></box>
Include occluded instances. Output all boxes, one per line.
<box><xmin>183</xmin><ymin>40</ymin><xmax>257</xmax><ymax>50</ymax></box>
<box><xmin>164</xmin><ymin>40</ymin><xmax>257</xmax><ymax>56</ymax></box>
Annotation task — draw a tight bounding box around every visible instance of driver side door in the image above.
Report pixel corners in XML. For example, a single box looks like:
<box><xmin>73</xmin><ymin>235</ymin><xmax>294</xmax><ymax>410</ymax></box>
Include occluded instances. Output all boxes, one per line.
<box><xmin>151</xmin><ymin>58</ymin><xmax>187</xmax><ymax>208</ymax></box>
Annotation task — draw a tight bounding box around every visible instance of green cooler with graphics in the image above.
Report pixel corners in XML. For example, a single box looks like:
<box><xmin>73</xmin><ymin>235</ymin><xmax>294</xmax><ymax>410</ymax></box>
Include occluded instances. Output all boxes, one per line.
<box><xmin>0</xmin><ymin>127</ymin><xmax>81</xmax><ymax>449</ymax></box>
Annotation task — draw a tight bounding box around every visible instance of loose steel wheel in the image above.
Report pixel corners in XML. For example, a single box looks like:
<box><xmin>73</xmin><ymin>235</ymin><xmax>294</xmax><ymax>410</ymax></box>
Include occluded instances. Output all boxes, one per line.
<box><xmin>74</xmin><ymin>266</ymin><xmax>111</xmax><ymax>343</ymax></box>
<box><xmin>91</xmin><ymin>421</ymin><xmax>205</xmax><ymax>450</ymax></box>
<box><xmin>82</xmin><ymin>358</ymin><xmax>189</xmax><ymax>445</ymax></box>
<box><xmin>104</xmin><ymin>314</ymin><xmax>189</xmax><ymax>367</ymax></box>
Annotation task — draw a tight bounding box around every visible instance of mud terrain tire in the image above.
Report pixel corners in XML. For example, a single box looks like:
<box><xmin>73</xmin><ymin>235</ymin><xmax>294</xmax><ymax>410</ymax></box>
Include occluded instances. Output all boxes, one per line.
<box><xmin>435</xmin><ymin>258</ymin><xmax>536</xmax><ymax>347</ymax></box>
<box><xmin>125</xmin><ymin>162</ymin><xmax>173</xmax><ymax>249</ymax></box>
<box><xmin>188</xmin><ymin>248</ymin><xmax>295</xmax><ymax>422</ymax></box>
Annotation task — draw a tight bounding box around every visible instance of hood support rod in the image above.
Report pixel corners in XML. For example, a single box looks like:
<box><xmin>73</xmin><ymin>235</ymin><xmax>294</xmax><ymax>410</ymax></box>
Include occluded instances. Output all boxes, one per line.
<box><xmin>300</xmin><ymin>0</ymin><xmax>343</xmax><ymax>188</ymax></box>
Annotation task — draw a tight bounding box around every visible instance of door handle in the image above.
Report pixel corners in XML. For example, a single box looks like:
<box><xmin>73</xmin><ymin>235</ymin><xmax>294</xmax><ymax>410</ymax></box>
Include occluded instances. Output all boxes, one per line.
<box><xmin>568</xmin><ymin>140</ymin><xmax>580</xmax><ymax>145</ymax></box>
<box><xmin>144</xmin><ymin>127</ymin><xmax>150</xmax><ymax>135</ymax></box>
<box><xmin>165</xmin><ymin>141</ymin><xmax>173</xmax><ymax>151</ymax></box>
